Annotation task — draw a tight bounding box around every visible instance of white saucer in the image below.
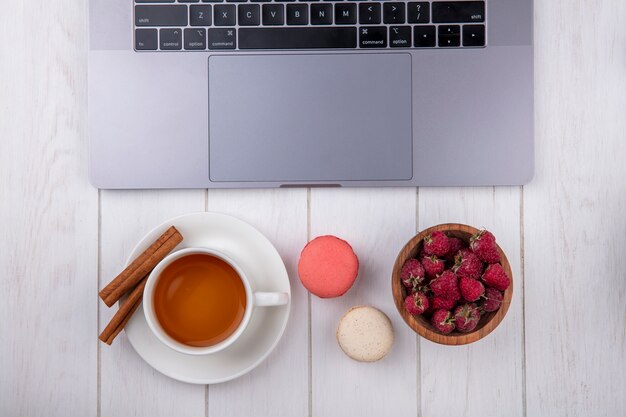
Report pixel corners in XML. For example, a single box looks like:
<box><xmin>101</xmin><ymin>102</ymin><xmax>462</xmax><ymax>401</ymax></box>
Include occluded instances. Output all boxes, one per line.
<box><xmin>123</xmin><ymin>212</ymin><xmax>291</xmax><ymax>384</ymax></box>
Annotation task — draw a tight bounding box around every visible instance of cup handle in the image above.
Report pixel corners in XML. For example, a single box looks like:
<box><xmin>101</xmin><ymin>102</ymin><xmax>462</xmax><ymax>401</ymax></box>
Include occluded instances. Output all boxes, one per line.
<box><xmin>254</xmin><ymin>292</ymin><xmax>289</xmax><ymax>307</ymax></box>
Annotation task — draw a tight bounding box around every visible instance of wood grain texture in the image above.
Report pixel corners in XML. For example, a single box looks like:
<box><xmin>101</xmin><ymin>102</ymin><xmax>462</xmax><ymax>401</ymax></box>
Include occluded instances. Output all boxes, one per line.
<box><xmin>418</xmin><ymin>187</ymin><xmax>524</xmax><ymax>417</ymax></box>
<box><xmin>99</xmin><ymin>190</ymin><xmax>206</xmax><ymax>417</ymax></box>
<box><xmin>0</xmin><ymin>2</ymin><xmax>98</xmax><ymax>416</ymax></box>
<box><xmin>310</xmin><ymin>188</ymin><xmax>418</xmax><ymax>417</ymax></box>
<box><xmin>524</xmin><ymin>1</ymin><xmax>626</xmax><ymax>415</ymax></box>
<box><xmin>391</xmin><ymin>223</ymin><xmax>513</xmax><ymax>346</ymax></box>
<box><xmin>206</xmin><ymin>189</ymin><xmax>309</xmax><ymax>417</ymax></box>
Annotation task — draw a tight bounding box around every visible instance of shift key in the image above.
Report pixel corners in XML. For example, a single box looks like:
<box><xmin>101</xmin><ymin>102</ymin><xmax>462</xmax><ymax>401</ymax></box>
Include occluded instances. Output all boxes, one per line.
<box><xmin>135</xmin><ymin>5</ymin><xmax>188</xmax><ymax>26</ymax></box>
<box><xmin>432</xmin><ymin>1</ymin><xmax>484</xmax><ymax>23</ymax></box>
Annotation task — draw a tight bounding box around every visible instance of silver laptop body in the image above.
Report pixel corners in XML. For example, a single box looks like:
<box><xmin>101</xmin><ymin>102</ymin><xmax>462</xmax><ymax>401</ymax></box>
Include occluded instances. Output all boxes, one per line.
<box><xmin>89</xmin><ymin>0</ymin><xmax>533</xmax><ymax>188</ymax></box>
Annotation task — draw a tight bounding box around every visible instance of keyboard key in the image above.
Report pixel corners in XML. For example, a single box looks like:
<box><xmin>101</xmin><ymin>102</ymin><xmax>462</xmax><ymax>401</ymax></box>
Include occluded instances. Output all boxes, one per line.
<box><xmin>359</xmin><ymin>26</ymin><xmax>386</xmax><ymax>48</ymax></box>
<box><xmin>214</xmin><ymin>4</ymin><xmax>236</xmax><ymax>25</ymax></box>
<box><xmin>389</xmin><ymin>25</ymin><xmax>411</xmax><ymax>47</ymax></box>
<box><xmin>432</xmin><ymin>1</ymin><xmax>484</xmax><ymax>23</ymax></box>
<box><xmin>238</xmin><ymin>4</ymin><xmax>260</xmax><ymax>25</ymax></box>
<box><xmin>184</xmin><ymin>28</ymin><xmax>206</xmax><ymax>49</ymax></box>
<box><xmin>135</xmin><ymin>5</ymin><xmax>188</xmax><ymax>26</ymax></box>
<box><xmin>439</xmin><ymin>24</ymin><xmax>459</xmax><ymax>35</ymax></box>
<box><xmin>439</xmin><ymin>35</ymin><xmax>460</xmax><ymax>46</ymax></box>
<box><xmin>226</xmin><ymin>0</ymin><xmax>247</xmax><ymax>3</ymax></box>
<box><xmin>160</xmin><ymin>28</ymin><xmax>182</xmax><ymax>50</ymax></box>
<box><xmin>383</xmin><ymin>3</ymin><xmax>404</xmax><ymax>24</ymax></box>
<box><xmin>239</xmin><ymin>27</ymin><xmax>357</xmax><ymax>49</ymax></box>
<box><xmin>178</xmin><ymin>0</ymin><xmax>199</xmax><ymax>2</ymax></box>
<box><xmin>439</xmin><ymin>25</ymin><xmax>460</xmax><ymax>47</ymax></box>
<box><xmin>462</xmin><ymin>24</ymin><xmax>485</xmax><ymax>46</ymax></box>
<box><xmin>287</xmin><ymin>4</ymin><xmax>308</xmax><ymax>25</ymax></box>
<box><xmin>135</xmin><ymin>0</ymin><xmax>174</xmax><ymax>3</ymax></box>
<box><xmin>335</xmin><ymin>3</ymin><xmax>357</xmax><ymax>24</ymax></box>
<box><xmin>190</xmin><ymin>5</ymin><xmax>212</xmax><ymax>26</ymax></box>
<box><xmin>359</xmin><ymin>3</ymin><xmax>381</xmax><ymax>24</ymax></box>
<box><xmin>311</xmin><ymin>4</ymin><xmax>333</xmax><ymax>25</ymax></box>
<box><xmin>251</xmin><ymin>0</ymin><xmax>271</xmax><ymax>3</ymax></box>
<box><xmin>275</xmin><ymin>0</ymin><xmax>296</xmax><ymax>3</ymax></box>
<box><xmin>413</xmin><ymin>25</ymin><xmax>435</xmax><ymax>47</ymax></box>
<box><xmin>407</xmin><ymin>2</ymin><xmax>429</xmax><ymax>23</ymax></box>
<box><xmin>202</xmin><ymin>0</ymin><xmax>223</xmax><ymax>3</ymax></box>
<box><xmin>135</xmin><ymin>28</ymin><xmax>158</xmax><ymax>50</ymax></box>
<box><xmin>262</xmin><ymin>4</ymin><xmax>285</xmax><ymax>25</ymax></box>
<box><xmin>207</xmin><ymin>28</ymin><xmax>237</xmax><ymax>49</ymax></box>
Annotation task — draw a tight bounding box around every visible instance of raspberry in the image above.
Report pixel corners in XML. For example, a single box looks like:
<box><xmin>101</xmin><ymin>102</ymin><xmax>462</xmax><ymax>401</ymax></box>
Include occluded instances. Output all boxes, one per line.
<box><xmin>404</xmin><ymin>292</ymin><xmax>429</xmax><ymax>316</ymax></box>
<box><xmin>459</xmin><ymin>277</ymin><xmax>485</xmax><ymax>302</ymax></box>
<box><xmin>482</xmin><ymin>287</ymin><xmax>503</xmax><ymax>312</ymax></box>
<box><xmin>443</xmin><ymin>237</ymin><xmax>467</xmax><ymax>261</ymax></box>
<box><xmin>430</xmin><ymin>270</ymin><xmax>460</xmax><ymax>301</ymax></box>
<box><xmin>453</xmin><ymin>303</ymin><xmax>481</xmax><ymax>333</ymax></box>
<box><xmin>431</xmin><ymin>309</ymin><xmax>455</xmax><ymax>334</ymax></box>
<box><xmin>482</xmin><ymin>263</ymin><xmax>510</xmax><ymax>291</ymax></box>
<box><xmin>423</xmin><ymin>231</ymin><xmax>451</xmax><ymax>257</ymax></box>
<box><xmin>429</xmin><ymin>295</ymin><xmax>457</xmax><ymax>311</ymax></box>
<box><xmin>470</xmin><ymin>230</ymin><xmax>500</xmax><ymax>263</ymax></box>
<box><xmin>454</xmin><ymin>248</ymin><xmax>483</xmax><ymax>280</ymax></box>
<box><xmin>400</xmin><ymin>258</ymin><xmax>425</xmax><ymax>291</ymax></box>
<box><xmin>421</xmin><ymin>255</ymin><xmax>445</xmax><ymax>278</ymax></box>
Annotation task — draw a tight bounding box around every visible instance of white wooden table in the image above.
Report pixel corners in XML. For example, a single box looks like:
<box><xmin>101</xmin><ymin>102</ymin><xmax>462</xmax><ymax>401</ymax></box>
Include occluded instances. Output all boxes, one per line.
<box><xmin>1</xmin><ymin>2</ymin><xmax>625</xmax><ymax>416</ymax></box>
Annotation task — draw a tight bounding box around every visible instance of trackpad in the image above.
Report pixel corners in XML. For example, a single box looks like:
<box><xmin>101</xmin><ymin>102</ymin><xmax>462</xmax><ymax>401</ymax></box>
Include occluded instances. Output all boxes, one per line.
<box><xmin>208</xmin><ymin>54</ymin><xmax>413</xmax><ymax>182</ymax></box>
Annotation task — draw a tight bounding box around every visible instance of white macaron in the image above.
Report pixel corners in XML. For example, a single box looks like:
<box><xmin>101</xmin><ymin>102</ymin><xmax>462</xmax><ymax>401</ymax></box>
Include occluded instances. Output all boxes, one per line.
<box><xmin>336</xmin><ymin>306</ymin><xmax>394</xmax><ymax>362</ymax></box>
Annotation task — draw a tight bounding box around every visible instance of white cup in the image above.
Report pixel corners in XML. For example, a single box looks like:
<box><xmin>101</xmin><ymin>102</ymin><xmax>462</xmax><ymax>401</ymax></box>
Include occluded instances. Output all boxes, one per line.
<box><xmin>143</xmin><ymin>247</ymin><xmax>289</xmax><ymax>355</ymax></box>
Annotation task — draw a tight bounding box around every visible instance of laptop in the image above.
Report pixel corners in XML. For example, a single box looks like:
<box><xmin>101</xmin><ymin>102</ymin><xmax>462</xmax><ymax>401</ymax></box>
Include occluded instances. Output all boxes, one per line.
<box><xmin>89</xmin><ymin>0</ymin><xmax>533</xmax><ymax>188</ymax></box>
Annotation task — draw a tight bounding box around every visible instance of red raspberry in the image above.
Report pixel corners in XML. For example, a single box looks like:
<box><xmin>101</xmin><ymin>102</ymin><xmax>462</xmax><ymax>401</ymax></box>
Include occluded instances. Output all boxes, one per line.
<box><xmin>431</xmin><ymin>309</ymin><xmax>455</xmax><ymax>334</ymax></box>
<box><xmin>454</xmin><ymin>248</ymin><xmax>483</xmax><ymax>280</ymax></box>
<box><xmin>482</xmin><ymin>263</ymin><xmax>510</xmax><ymax>291</ymax></box>
<box><xmin>400</xmin><ymin>258</ymin><xmax>425</xmax><ymax>291</ymax></box>
<box><xmin>429</xmin><ymin>295</ymin><xmax>457</xmax><ymax>311</ymax></box>
<box><xmin>443</xmin><ymin>237</ymin><xmax>467</xmax><ymax>261</ymax></box>
<box><xmin>453</xmin><ymin>303</ymin><xmax>481</xmax><ymax>333</ymax></box>
<box><xmin>404</xmin><ymin>292</ymin><xmax>429</xmax><ymax>316</ymax></box>
<box><xmin>423</xmin><ymin>231</ymin><xmax>451</xmax><ymax>257</ymax></box>
<box><xmin>430</xmin><ymin>270</ymin><xmax>460</xmax><ymax>301</ymax></box>
<box><xmin>421</xmin><ymin>255</ymin><xmax>445</xmax><ymax>278</ymax></box>
<box><xmin>482</xmin><ymin>287</ymin><xmax>503</xmax><ymax>312</ymax></box>
<box><xmin>470</xmin><ymin>230</ymin><xmax>500</xmax><ymax>263</ymax></box>
<box><xmin>459</xmin><ymin>277</ymin><xmax>485</xmax><ymax>302</ymax></box>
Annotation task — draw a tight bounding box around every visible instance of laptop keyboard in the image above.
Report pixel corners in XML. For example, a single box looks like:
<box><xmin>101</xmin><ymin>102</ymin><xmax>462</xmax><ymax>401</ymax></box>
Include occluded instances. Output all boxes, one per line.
<box><xmin>134</xmin><ymin>0</ymin><xmax>486</xmax><ymax>51</ymax></box>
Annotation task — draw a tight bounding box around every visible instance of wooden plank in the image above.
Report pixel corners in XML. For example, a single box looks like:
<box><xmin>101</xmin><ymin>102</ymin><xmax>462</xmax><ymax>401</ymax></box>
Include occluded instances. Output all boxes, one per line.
<box><xmin>418</xmin><ymin>187</ymin><xmax>524</xmax><ymax>417</ymax></box>
<box><xmin>310</xmin><ymin>188</ymin><xmax>418</xmax><ymax>417</ymax></box>
<box><xmin>99</xmin><ymin>190</ymin><xmax>206</xmax><ymax>417</ymax></box>
<box><xmin>206</xmin><ymin>189</ymin><xmax>309</xmax><ymax>417</ymax></box>
<box><xmin>0</xmin><ymin>2</ymin><xmax>98</xmax><ymax>416</ymax></box>
<box><xmin>524</xmin><ymin>1</ymin><xmax>626</xmax><ymax>414</ymax></box>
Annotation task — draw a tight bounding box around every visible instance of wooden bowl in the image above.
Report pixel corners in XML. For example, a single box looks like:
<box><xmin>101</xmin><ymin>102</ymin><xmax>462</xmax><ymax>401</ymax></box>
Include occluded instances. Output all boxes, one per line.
<box><xmin>391</xmin><ymin>223</ymin><xmax>513</xmax><ymax>345</ymax></box>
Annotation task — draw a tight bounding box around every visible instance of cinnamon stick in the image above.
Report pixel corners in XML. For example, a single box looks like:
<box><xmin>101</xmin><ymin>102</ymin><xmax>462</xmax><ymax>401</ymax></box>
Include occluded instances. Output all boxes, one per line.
<box><xmin>99</xmin><ymin>226</ymin><xmax>182</xmax><ymax>307</ymax></box>
<box><xmin>99</xmin><ymin>276</ymin><xmax>148</xmax><ymax>345</ymax></box>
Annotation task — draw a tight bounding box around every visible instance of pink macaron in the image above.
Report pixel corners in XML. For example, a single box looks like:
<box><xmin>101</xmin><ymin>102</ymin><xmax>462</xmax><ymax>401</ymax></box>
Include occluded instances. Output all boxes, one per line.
<box><xmin>297</xmin><ymin>235</ymin><xmax>359</xmax><ymax>298</ymax></box>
